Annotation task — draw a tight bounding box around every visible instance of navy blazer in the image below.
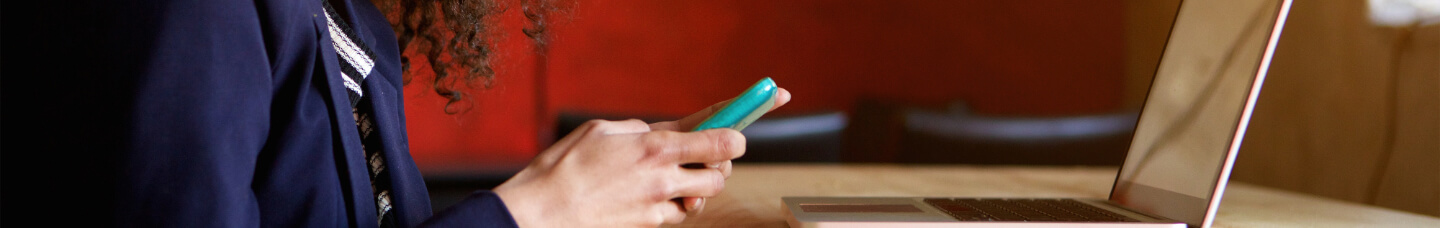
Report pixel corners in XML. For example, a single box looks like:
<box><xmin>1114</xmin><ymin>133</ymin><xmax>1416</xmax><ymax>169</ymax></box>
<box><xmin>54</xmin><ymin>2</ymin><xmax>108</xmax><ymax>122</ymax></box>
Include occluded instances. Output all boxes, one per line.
<box><xmin>2</xmin><ymin>0</ymin><xmax>514</xmax><ymax>227</ymax></box>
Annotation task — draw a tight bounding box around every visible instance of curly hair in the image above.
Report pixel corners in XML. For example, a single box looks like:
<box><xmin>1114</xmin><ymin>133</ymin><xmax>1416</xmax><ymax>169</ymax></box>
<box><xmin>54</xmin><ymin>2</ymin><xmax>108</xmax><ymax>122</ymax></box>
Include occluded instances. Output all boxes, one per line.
<box><xmin>371</xmin><ymin>0</ymin><xmax>569</xmax><ymax>113</ymax></box>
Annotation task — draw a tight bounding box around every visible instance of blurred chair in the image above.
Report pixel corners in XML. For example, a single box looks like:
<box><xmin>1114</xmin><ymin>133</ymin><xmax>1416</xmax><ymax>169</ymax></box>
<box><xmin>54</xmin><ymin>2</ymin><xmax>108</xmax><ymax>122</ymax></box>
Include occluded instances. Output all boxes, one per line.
<box><xmin>896</xmin><ymin>106</ymin><xmax>1138</xmax><ymax>166</ymax></box>
<box><xmin>555</xmin><ymin>111</ymin><xmax>848</xmax><ymax>163</ymax></box>
<box><xmin>734</xmin><ymin>112</ymin><xmax>848</xmax><ymax>163</ymax></box>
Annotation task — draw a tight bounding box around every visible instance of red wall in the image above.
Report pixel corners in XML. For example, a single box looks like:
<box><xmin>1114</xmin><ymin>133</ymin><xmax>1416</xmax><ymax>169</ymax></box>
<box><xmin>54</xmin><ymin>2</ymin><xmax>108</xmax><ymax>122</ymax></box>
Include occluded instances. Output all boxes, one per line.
<box><xmin>405</xmin><ymin>0</ymin><xmax>1126</xmax><ymax>175</ymax></box>
<box><xmin>403</xmin><ymin>5</ymin><xmax>545</xmax><ymax>175</ymax></box>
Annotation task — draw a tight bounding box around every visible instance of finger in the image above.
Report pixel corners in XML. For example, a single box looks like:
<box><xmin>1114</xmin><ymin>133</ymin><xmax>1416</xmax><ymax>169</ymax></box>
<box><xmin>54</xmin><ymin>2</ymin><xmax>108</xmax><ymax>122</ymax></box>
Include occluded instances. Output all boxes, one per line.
<box><xmin>682</xmin><ymin>197</ymin><xmax>706</xmax><ymax>216</ymax></box>
<box><xmin>648</xmin><ymin>120</ymin><xmax>680</xmax><ymax>132</ymax></box>
<box><xmin>671</xmin><ymin>166</ymin><xmax>727</xmax><ymax>199</ymax></box>
<box><xmin>660</xmin><ymin>199</ymin><xmax>689</xmax><ymax>224</ymax></box>
<box><xmin>542</xmin><ymin>119</ymin><xmax>650</xmax><ymax>163</ymax></box>
<box><xmin>594</xmin><ymin>119</ymin><xmax>651</xmax><ymax>135</ymax></box>
<box><xmin>678</xmin><ymin>161</ymin><xmax>729</xmax><ymax>178</ymax></box>
<box><xmin>535</xmin><ymin>119</ymin><xmax>603</xmax><ymax>163</ymax></box>
<box><xmin>573</xmin><ymin>119</ymin><xmax>653</xmax><ymax>137</ymax></box>
<box><xmin>770</xmin><ymin>88</ymin><xmax>791</xmax><ymax>112</ymax></box>
<box><xmin>717</xmin><ymin>161</ymin><xmax>732</xmax><ymax>179</ymax></box>
<box><xmin>644</xmin><ymin>129</ymin><xmax>746</xmax><ymax>164</ymax></box>
<box><xmin>554</xmin><ymin>119</ymin><xmax>600</xmax><ymax>146</ymax></box>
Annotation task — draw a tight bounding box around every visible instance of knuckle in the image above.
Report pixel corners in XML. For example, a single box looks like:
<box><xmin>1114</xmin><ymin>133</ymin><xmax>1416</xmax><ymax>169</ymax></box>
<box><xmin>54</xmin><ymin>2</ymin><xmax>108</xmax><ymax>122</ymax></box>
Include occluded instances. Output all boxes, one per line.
<box><xmin>707</xmin><ymin>171</ymin><xmax>727</xmax><ymax>196</ymax></box>
<box><xmin>582</xmin><ymin>119</ymin><xmax>611</xmax><ymax>134</ymax></box>
<box><xmin>583</xmin><ymin>119</ymin><xmax>609</xmax><ymax>126</ymax></box>
<box><xmin>652</xmin><ymin>213</ymin><xmax>673</xmax><ymax>226</ymax></box>
<box><xmin>641</xmin><ymin>131</ymin><xmax>676</xmax><ymax>158</ymax></box>
<box><xmin>622</xmin><ymin>118</ymin><xmax>647</xmax><ymax>125</ymax></box>
<box><xmin>719</xmin><ymin>162</ymin><xmax>734</xmax><ymax>178</ymax></box>
<box><xmin>649</xmin><ymin>181</ymin><xmax>674</xmax><ymax>202</ymax></box>
<box><xmin>713</xmin><ymin>130</ymin><xmax>746</xmax><ymax>159</ymax></box>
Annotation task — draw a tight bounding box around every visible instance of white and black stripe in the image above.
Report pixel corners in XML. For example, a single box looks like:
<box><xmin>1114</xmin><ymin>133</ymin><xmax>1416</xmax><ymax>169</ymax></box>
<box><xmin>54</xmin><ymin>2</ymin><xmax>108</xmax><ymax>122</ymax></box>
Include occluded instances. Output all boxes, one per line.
<box><xmin>322</xmin><ymin>0</ymin><xmax>377</xmax><ymax>108</ymax></box>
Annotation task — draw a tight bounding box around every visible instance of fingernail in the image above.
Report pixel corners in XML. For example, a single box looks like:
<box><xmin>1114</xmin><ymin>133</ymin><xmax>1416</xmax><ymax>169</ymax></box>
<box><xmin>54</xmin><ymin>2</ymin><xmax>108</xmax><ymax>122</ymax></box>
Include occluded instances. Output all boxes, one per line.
<box><xmin>680</xmin><ymin>198</ymin><xmax>696</xmax><ymax>212</ymax></box>
<box><xmin>694</xmin><ymin>198</ymin><xmax>707</xmax><ymax>215</ymax></box>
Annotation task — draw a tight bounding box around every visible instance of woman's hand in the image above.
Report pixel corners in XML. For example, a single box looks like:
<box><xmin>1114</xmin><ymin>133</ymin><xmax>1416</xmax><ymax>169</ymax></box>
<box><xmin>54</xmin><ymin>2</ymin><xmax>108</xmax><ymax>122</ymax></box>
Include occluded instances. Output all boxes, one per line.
<box><xmin>494</xmin><ymin>88</ymin><xmax>790</xmax><ymax>227</ymax></box>
<box><xmin>646</xmin><ymin>88</ymin><xmax>791</xmax><ymax>216</ymax></box>
<box><xmin>494</xmin><ymin>119</ymin><xmax>741</xmax><ymax>227</ymax></box>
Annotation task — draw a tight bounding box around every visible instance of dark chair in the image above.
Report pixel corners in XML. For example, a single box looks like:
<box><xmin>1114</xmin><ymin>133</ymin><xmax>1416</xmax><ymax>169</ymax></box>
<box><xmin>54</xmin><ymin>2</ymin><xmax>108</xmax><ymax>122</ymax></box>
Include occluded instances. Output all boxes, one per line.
<box><xmin>734</xmin><ymin>112</ymin><xmax>847</xmax><ymax>163</ymax></box>
<box><xmin>897</xmin><ymin>108</ymin><xmax>1138</xmax><ymax>166</ymax></box>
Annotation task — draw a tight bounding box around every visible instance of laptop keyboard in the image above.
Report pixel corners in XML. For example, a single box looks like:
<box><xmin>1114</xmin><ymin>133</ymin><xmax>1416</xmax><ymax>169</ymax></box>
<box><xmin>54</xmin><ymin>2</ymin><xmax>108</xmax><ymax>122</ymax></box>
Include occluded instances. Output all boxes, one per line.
<box><xmin>923</xmin><ymin>198</ymin><xmax>1141</xmax><ymax>222</ymax></box>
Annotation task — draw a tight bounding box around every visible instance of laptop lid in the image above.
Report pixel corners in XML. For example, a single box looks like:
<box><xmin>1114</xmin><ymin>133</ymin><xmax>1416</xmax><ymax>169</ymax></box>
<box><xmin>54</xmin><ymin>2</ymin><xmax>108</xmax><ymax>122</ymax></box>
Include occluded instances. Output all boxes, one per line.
<box><xmin>1110</xmin><ymin>0</ymin><xmax>1292</xmax><ymax>227</ymax></box>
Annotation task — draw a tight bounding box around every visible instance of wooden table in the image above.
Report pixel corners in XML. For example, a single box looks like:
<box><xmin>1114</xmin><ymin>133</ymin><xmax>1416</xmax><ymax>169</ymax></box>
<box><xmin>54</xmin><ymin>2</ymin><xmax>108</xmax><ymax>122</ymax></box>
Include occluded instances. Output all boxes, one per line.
<box><xmin>666</xmin><ymin>164</ymin><xmax>1440</xmax><ymax>227</ymax></box>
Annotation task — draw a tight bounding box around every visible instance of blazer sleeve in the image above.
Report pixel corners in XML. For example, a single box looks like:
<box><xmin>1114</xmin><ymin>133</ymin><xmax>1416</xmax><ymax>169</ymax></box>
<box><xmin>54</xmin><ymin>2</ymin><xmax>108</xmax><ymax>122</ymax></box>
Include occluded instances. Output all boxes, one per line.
<box><xmin>101</xmin><ymin>0</ymin><xmax>274</xmax><ymax>227</ymax></box>
<box><xmin>419</xmin><ymin>190</ymin><xmax>521</xmax><ymax>228</ymax></box>
<box><xmin>6</xmin><ymin>0</ymin><xmax>275</xmax><ymax>225</ymax></box>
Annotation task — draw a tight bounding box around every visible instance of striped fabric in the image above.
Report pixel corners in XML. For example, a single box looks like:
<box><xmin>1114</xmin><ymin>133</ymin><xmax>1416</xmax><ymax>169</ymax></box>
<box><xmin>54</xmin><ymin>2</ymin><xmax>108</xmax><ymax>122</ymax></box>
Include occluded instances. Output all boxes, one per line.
<box><xmin>322</xmin><ymin>0</ymin><xmax>376</xmax><ymax>107</ymax></box>
<box><xmin>322</xmin><ymin>0</ymin><xmax>397</xmax><ymax>227</ymax></box>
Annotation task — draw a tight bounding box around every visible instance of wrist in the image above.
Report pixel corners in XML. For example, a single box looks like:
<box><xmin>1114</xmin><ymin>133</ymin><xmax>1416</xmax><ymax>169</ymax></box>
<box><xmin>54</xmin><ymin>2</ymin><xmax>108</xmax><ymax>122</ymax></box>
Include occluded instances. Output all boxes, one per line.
<box><xmin>495</xmin><ymin>173</ymin><xmax>568</xmax><ymax>228</ymax></box>
<box><xmin>494</xmin><ymin>183</ymin><xmax>538</xmax><ymax>227</ymax></box>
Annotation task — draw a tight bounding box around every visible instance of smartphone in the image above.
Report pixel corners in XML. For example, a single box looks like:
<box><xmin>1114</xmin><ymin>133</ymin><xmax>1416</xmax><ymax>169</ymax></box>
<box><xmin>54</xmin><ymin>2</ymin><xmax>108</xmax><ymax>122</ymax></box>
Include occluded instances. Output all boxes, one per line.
<box><xmin>691</xmin><ymin>77</ymin><xmax>779</xmax><ymax>131</ymax></box>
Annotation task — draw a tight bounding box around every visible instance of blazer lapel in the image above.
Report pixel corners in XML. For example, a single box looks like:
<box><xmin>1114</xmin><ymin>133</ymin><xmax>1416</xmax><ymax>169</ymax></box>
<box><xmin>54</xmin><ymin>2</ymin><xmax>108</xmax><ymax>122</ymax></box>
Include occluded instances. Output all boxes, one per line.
<box><xmin>362</xmin><ymin>72</ymin><xmax>434</xmax><ymax>228</ymax></box>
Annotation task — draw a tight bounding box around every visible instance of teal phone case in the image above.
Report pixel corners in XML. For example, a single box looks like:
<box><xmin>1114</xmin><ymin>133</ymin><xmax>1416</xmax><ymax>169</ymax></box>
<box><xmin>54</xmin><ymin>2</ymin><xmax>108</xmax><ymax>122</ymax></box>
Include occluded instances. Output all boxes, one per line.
<box><xmin>692</xmin><ymin>77</ymin><xmax>778</xmax><ymax>131</ymax></box>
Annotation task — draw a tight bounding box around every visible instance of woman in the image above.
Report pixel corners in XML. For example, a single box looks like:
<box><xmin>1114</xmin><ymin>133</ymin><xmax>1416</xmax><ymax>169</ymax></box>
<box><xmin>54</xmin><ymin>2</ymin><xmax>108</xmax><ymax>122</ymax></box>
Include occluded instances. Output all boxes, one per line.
<box><xmin>2</xmin><ymin>0</ymin><xmax>790</xmax><ymax>227</ymax></box>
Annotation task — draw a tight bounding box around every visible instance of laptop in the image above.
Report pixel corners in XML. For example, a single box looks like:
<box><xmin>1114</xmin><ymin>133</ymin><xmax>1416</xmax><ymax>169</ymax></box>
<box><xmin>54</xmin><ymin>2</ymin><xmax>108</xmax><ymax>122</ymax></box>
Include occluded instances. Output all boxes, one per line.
<box><xmin>782</xmin><ymin>0</ymin><xmax>1293</xmax><ymax>227</ymax></box>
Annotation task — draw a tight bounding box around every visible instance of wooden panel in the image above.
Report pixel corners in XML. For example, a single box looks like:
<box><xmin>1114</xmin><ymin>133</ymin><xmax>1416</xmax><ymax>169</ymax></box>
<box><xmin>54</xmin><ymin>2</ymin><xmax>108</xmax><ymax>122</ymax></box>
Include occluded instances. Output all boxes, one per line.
<box><xmin>1123</xmin><ymin>0</ymin><xmax>1440</xmax><ymax>217</ymax></box>
<box><xmin>1372</xmin><ymin>25</ymin><xmax>1440</xmax><ymax>216</ymax></box>
<box><xmin>1233</xmin><ymin>0</ymin><xmax>1394</xmax><ymax>204</ymax></box>
<box><xmin>1191</xmin><ymin>0</ymin><xmax>1440</xmax><ymax>217</ymax></box>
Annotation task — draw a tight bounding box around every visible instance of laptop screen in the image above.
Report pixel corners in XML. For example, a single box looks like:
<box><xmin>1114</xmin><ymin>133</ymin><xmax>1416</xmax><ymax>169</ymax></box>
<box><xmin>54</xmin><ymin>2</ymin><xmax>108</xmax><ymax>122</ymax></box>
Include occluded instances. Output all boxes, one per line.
<box><xmin>1112</xmin><ymin>0</ymin><xmax>1291</xmax><ymax>226</ymax></box>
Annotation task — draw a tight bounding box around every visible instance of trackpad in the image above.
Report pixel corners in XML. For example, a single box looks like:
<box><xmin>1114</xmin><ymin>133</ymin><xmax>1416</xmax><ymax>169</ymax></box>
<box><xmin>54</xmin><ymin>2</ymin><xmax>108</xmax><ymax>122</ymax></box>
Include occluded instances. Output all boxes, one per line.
<box><xmin>800</xmin><ymin>204</ymin><xmax>923</xmax><ymax>213</ymax></box>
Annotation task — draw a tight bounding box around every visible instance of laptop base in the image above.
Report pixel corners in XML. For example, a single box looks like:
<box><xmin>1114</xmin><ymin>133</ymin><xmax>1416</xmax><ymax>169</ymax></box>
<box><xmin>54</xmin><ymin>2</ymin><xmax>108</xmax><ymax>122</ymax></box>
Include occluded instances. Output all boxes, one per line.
<box><xmin>784</xmin><ymin>197</ymin><xmax>1185</xmax><ymax>228</ymax></box>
